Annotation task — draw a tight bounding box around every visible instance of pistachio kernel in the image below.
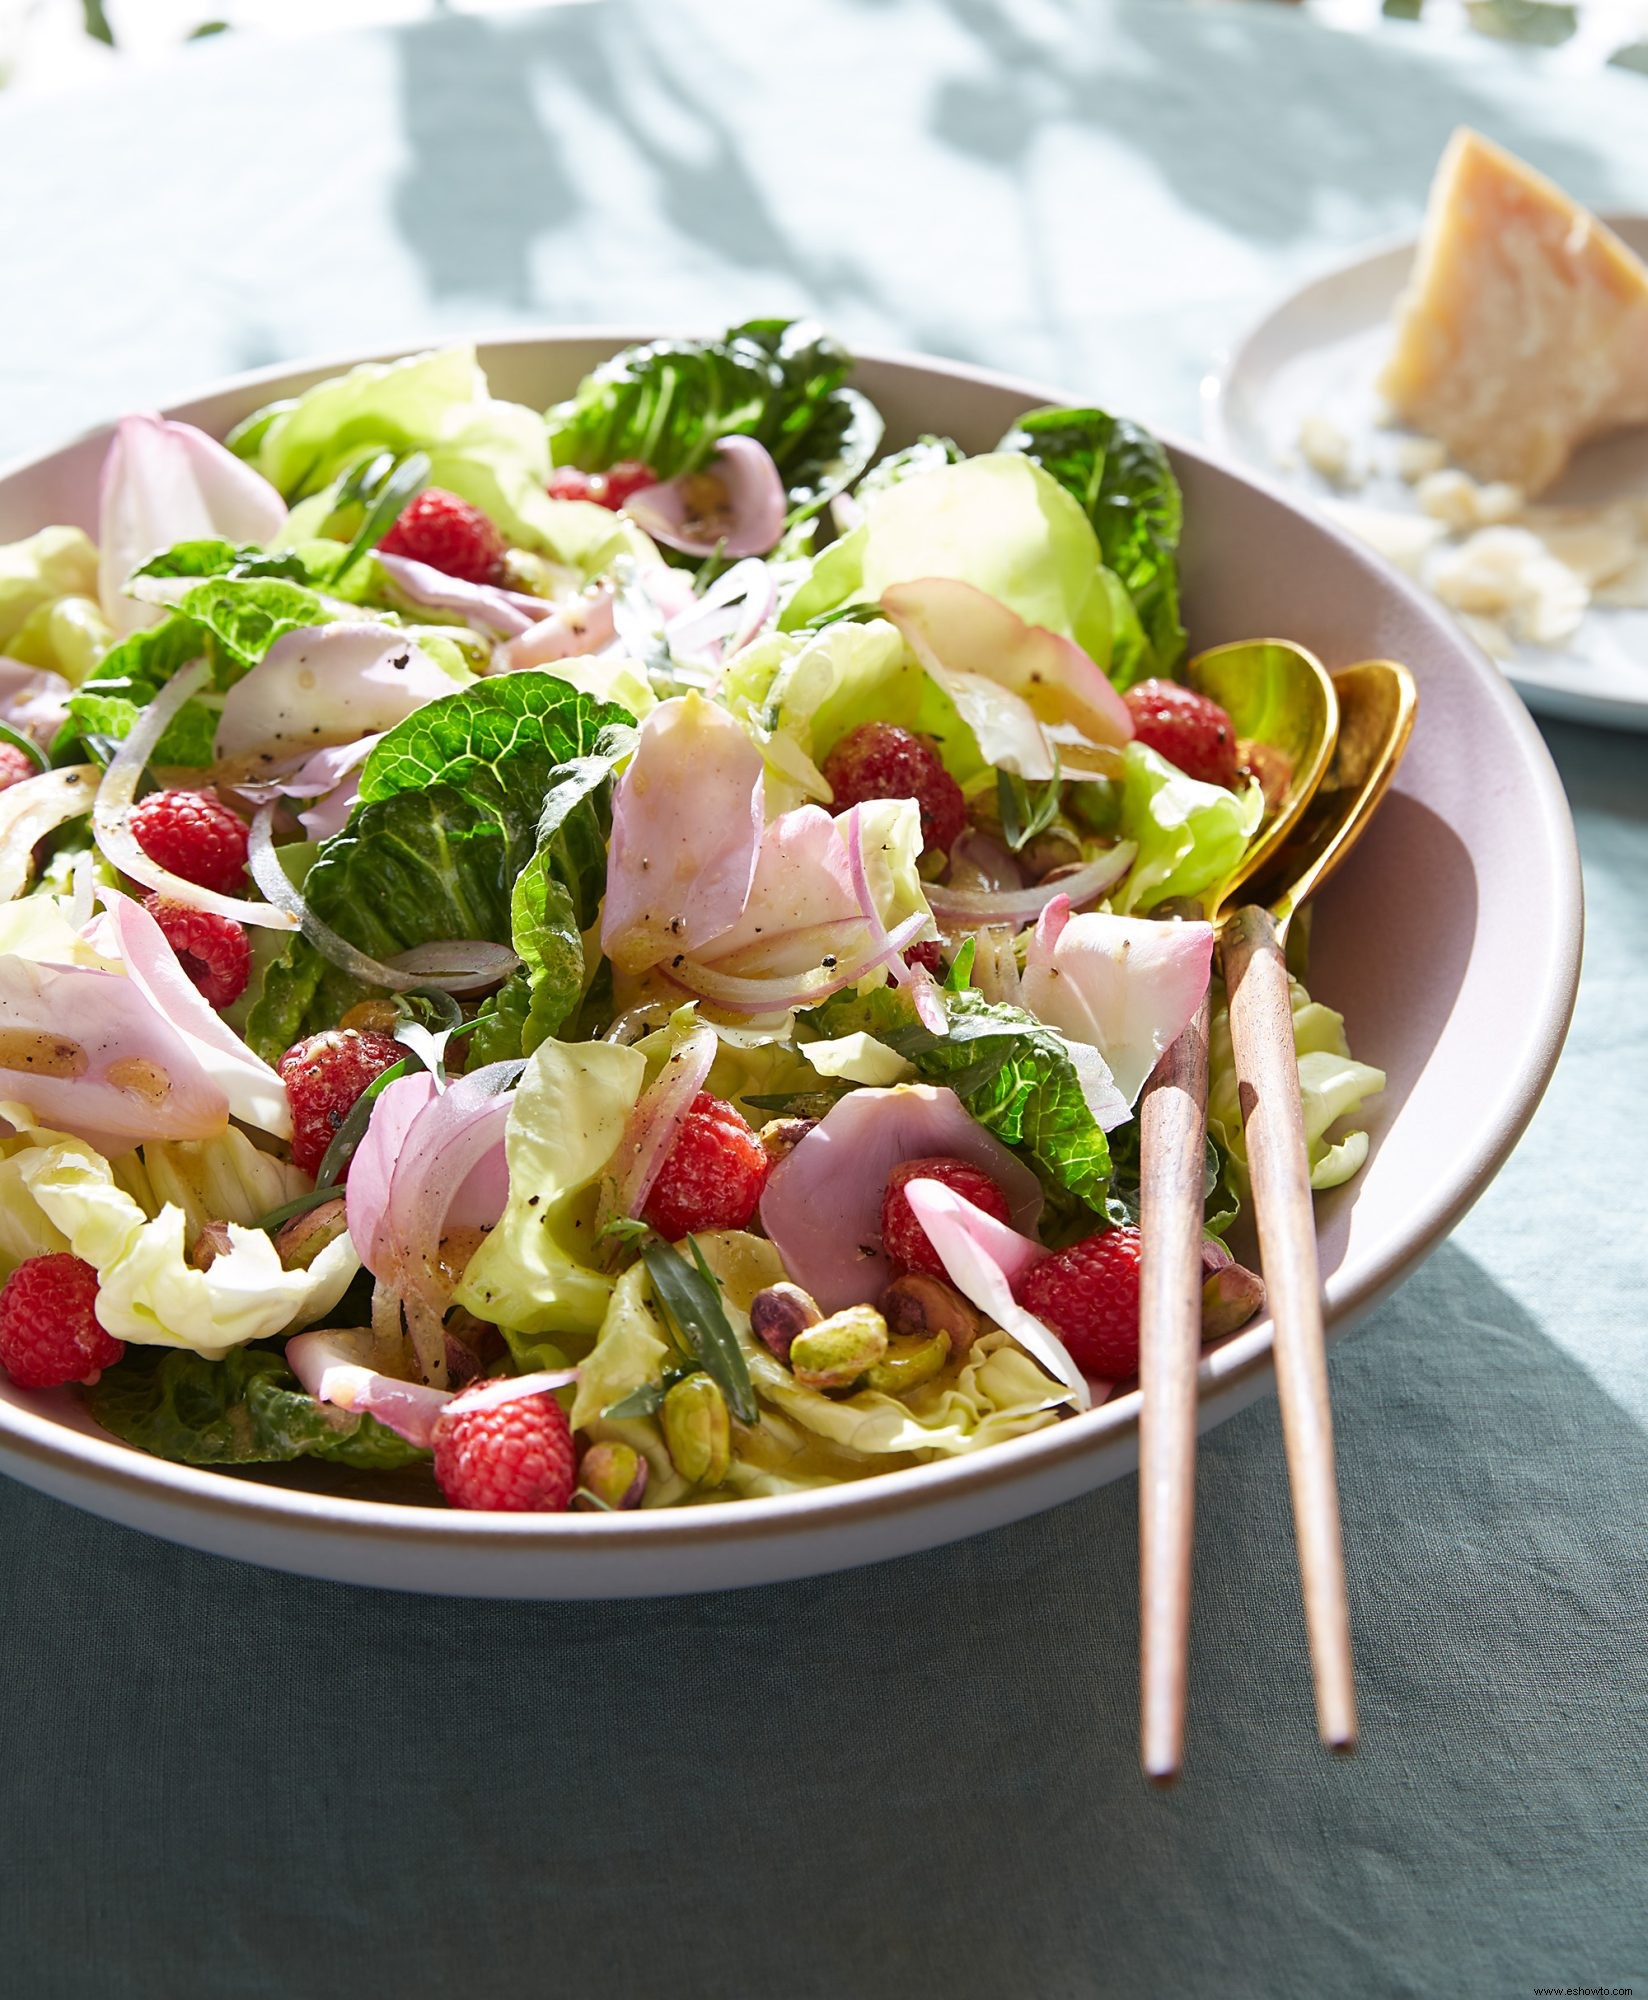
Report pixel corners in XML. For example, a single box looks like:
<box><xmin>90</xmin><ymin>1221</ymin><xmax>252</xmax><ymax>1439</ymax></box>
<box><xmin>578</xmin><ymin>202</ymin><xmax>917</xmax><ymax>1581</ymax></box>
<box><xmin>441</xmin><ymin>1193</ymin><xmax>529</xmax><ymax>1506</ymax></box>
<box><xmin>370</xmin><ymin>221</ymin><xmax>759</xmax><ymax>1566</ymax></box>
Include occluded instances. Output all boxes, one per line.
<box><xmin>338</xmin><ymin>999</ymin><xmax>403</xmax><ymax>1035</ymax></box>
<box><xmin>661</xmin><ymin>1374</ymin><xmax>731</xmax><ymax>1486</ymax></box>
<box><xmin>574</xmin><ymin>1442</ymin><xmax>649</xmax><ymax>1511</ymax></box>
<box><xmin>878</xmin><ymin>1272</ymin><xmax>981</xmax><ymax>1356</ymax></box>
<box><xmin>865</xmin><ymin>1328</ymin><xmax>952</xmax><ymax>1397</ymax></box>
<box><xmin>789</xmin><ymin>1306</ymin><xmax>889</xmax><ymax>1392</ymax></box>
<box><xmin>758</xmin><ymin>1117</ymin><xmax>816</xmax><ymax>1168</ymax></box>
<box><xmin>749</xmin><ymin>1281</ymin><xmax>823</xmax><ymax>1360</ymax></box>
<box><xmin>272</xmin><ymin>1195</ymin><xmax>349</xmax><ymax>1272</ymax></box>
<box><xmin>1021</xmin><ymin>825</ymin><xmax>1084</xmax><ymax>880</ymax></box>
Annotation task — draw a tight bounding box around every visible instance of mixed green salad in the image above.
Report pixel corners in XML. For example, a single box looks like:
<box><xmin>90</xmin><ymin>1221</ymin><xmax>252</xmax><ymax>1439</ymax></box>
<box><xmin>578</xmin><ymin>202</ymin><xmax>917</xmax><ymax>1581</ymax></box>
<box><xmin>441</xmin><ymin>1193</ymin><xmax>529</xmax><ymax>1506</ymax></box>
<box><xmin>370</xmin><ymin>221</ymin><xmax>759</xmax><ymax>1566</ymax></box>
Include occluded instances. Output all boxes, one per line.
<box><xmin>0</xmin><ymin>323</ymin><xmax>1384</xmax><ymax>1512</ymax></box>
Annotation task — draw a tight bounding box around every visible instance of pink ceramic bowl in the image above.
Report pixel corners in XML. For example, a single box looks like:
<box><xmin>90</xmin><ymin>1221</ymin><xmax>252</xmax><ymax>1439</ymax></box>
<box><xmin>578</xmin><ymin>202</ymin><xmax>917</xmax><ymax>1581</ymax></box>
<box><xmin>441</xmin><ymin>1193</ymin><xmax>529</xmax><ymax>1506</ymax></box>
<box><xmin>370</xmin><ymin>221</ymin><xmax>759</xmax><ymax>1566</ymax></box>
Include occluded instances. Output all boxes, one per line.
<box><xmin>0</xmin><ymin>336</ymin><xmax>1582</xmax><ymax>1597</ymax></box>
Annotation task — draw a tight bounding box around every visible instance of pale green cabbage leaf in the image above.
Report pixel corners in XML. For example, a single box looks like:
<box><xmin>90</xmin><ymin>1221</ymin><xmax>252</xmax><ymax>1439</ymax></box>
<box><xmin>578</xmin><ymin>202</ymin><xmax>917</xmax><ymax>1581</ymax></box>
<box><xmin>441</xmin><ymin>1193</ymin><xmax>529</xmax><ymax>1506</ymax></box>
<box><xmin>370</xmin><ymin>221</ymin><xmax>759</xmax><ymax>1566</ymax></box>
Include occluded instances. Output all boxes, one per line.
<box><xmin>0</xmin><ymin>1124</ymin><xmax>356</xmax><ymax>1352</ymax></box>
<box><xmin>242</xmin><ymin>346</ymin><xmax>643</xmax><ymax>577</ymax></box>
<box><xmin>1208</xmin><ymin>979</ymin><xmax>1386</xmax><ymax>1192</ymax></box>
<box><xmin>779</xmin><ymin>452</ymin><xmax>1115</xmax><ymax>664</ymax></box>
<box><xmin>0</xmin><ymin>526</ymin><xmax>111</xmax><ymax>682</ymax></box>
<box><xmin>1113</xmin><ymin>741</ymin><xmax>1264</xmax><ymax>913</ymax></box>
<box><xmin>453</xmin><ymin>1035</ymin><xmax>646</xmax><ymax>1339</ymax></box>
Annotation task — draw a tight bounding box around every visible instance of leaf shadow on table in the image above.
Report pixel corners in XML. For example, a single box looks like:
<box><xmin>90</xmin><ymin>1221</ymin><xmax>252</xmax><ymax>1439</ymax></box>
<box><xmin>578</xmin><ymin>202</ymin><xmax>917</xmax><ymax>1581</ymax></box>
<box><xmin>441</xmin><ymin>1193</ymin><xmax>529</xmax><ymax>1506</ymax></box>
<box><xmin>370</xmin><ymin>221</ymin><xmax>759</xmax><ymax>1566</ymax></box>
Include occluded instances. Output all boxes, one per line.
<box><xmin>386</xmin><ymin>8</ymin><xmax>888</xmax><ymax>321</ymax></box>
<box><xmin>3</xmin><ymin>1243</ymin><xmax>1645</xmax><ymax>1999</ymax></box>
<box><xmin>915</xmin><ymin>0</ymin><xmax>1641</xmax><ymax>248</ymax></box>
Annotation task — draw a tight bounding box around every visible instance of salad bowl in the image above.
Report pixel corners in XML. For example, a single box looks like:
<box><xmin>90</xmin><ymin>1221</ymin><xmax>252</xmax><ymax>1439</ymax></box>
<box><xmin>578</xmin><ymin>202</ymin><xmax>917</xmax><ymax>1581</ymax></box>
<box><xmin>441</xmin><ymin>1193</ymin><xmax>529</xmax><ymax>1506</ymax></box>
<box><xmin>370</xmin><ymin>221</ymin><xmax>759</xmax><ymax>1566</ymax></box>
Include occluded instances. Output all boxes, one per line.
<box><xmin>0</xmin><ymin>334</ymin><xmax>1581</xmax><ymax>1597</ymax></box>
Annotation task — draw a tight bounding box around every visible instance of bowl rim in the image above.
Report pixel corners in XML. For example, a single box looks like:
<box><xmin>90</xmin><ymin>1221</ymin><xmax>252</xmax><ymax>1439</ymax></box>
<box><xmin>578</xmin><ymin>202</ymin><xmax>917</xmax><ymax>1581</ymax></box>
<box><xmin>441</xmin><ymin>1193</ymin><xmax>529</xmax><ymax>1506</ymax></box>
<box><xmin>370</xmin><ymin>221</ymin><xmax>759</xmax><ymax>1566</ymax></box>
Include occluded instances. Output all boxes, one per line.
<box><xmin>0</xmin><ymin>328</ymin><xmax>1584</xmax><ymax>1557</ymax></box>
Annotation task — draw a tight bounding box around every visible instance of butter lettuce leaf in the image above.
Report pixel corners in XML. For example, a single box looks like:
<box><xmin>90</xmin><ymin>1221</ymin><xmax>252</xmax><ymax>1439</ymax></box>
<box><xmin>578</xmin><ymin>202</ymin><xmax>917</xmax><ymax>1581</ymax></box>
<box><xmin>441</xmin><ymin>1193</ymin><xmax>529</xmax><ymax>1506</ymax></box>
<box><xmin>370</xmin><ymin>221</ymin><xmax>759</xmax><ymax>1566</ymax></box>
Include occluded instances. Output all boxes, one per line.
<box><xmin>1114</xmin><ymin>741</ymin><xmax>1264</xmax><ymax>913</ymax></box>
<box><xmin>1</xmin><ymin>527</ymin><xmax>108</xmax><ymax>684</ymax></box>
<box><xmin>454</xmin><ymin>1035</ymin><xmax>646</xmax><ymax>1340</ymax></box>
<box><xmin>779</xmin><ymin>452</ymin><xmax>1114</xmax><ymax>665</ymax></box>
<box><xmin>85</xmin><ymin>1344</ymin><xmax>424</xmax><ymax>1470</ymax></box>
<box><xmin>236</xmin><ymin>345</ymin><xmax>629</xmax><ymax>575</ymax></box>
<box><xmin>6</xmin><ymin>1125</ymin><xmax>356</xmax><ymax>1355</ymax></box>
<box><xmin>999</xmin><ymin>405</ymin><xmax>1186</xmax><ymax>682</ymax></box>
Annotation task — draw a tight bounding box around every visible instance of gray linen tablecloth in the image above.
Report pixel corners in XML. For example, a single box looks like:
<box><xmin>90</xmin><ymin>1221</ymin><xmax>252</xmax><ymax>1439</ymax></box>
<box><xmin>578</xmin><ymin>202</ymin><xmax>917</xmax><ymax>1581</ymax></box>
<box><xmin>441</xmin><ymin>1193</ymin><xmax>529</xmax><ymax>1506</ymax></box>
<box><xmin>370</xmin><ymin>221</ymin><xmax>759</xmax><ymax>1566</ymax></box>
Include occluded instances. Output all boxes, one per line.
<box><xmin>2</xmin><ymin>4</ymin><xmax>1644</xmax><ymax>1994</ymax></box>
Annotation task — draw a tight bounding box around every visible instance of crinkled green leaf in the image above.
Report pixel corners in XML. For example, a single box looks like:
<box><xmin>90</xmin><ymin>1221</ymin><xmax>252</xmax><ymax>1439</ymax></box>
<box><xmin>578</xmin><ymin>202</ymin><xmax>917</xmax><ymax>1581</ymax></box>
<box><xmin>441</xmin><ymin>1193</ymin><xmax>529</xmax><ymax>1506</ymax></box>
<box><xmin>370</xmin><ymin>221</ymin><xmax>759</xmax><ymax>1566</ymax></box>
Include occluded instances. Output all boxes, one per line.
<box><xmin>802</xmin><ymin>985</ymin><xmax>1112</xmax><ymax>1210</ymax></box>
<box><xmin>175</xmin><ymin>575</ymin><xmax>334</xmax><ymax>680</ymax></box>
<box><xmin>244</xmin><ymin>785</ymin><xmax>514</xmax><ymax>1058</ymax></box>
<box><xmin>548</xmin><ymin>319</ymin><xmax>882</xmax><ymax>519</ymax></box>
<box><xmin>62</xmin><ymin>614</ymin><xmax>214</xmax><ymax>765</ymax></box>
<box><xmin>85</xmin><ymin>1345</ymin><xmax>425</xmax><ymax>1470</ymax></box>
<box><xmin>133</xmin><ymin>540</ymin><xmax>314</xmax><ymax>585</ymax></box>
<box><xmin>359</xmin><ymin>669</ymin><xmax>631</xmax><ymax>861</ymax></box>
<box><xmin>1100</xmin><ymin>1121</ymin><xmax>1241</xmax><ymax>1237</ymax></box>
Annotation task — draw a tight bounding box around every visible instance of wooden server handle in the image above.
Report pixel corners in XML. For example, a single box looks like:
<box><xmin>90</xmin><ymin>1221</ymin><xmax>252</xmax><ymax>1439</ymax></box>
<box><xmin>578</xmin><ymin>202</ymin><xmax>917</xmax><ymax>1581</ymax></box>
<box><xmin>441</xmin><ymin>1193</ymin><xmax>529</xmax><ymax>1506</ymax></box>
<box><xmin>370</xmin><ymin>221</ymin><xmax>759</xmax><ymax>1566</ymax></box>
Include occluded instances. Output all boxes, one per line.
<box><xmin>1137</xmin><ymin>994</ymin><xmax>1213</xmax><ymax>1784</ymax></box>
<box><xmin>1221</xmin><ymin>905</ymin><xmax>1358</xmax><ymax>1753</ymax></box>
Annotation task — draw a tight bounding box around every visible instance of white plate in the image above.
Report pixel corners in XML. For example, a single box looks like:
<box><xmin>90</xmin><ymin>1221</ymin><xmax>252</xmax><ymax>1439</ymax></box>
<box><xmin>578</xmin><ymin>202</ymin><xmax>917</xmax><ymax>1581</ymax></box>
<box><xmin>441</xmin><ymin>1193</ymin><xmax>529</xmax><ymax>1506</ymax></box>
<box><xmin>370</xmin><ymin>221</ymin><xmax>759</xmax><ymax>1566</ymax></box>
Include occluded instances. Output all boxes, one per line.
<box><xmin>1204</xmin><ymin>219</ymin><xmax>1648</xmax><ymax>733</ymax></box>
<box><xmin>0</xmin><ymin>334</ymin><xmax>1582</xmax><ymax>1597</ymax></box>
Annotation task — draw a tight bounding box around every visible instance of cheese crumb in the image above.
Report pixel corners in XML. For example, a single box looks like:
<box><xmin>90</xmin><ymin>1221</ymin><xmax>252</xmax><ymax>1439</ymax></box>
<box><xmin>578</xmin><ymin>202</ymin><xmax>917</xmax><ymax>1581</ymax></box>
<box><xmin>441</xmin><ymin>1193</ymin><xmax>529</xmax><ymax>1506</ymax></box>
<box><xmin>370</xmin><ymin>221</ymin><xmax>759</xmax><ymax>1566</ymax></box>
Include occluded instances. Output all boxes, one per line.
<box><xmin>1297</xmin><ymin>413</ymin><xmax>1362</xmax><ymax>488</ymax></box>
<box><xmin>1393</xmin><ymin>437</ymin><xmax>1448</xmax><ymax>483</ymax></box>
<box><xmin>1425</xmin><ymin>526</ymin><xmax>1589</xmax><ymax>646</ymax></box>
<box><xmin>1415</xmin><ymin>468</ymin><xmax>1526</xmax><ymax>530</ymax></box>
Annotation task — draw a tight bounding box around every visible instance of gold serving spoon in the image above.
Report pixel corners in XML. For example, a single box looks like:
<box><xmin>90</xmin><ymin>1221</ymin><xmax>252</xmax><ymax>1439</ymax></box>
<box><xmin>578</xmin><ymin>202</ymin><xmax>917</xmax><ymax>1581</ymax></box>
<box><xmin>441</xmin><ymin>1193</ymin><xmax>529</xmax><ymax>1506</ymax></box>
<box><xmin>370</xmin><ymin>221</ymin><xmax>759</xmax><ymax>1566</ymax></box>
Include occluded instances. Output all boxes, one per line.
<box><xmin>1137</xmin><ymin>656</ymin><xmax>1416</xmax><ymax>1783</ymax></box>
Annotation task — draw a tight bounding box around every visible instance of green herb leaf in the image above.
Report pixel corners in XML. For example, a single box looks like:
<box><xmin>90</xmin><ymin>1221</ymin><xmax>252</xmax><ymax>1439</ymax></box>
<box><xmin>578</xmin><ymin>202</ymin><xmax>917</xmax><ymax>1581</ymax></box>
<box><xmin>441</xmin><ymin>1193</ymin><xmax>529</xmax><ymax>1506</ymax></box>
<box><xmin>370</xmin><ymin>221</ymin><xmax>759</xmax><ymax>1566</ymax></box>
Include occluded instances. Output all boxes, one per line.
<box><xmin>997</xmin><ymin>749</ymin><xmax>1062</xmax><ymax>853</ymax></box>
<box><xmin>176</xmin><ymin>575</ymin><xmax>335</xmax><ymax>680</ymax></box>
<box><xmin>944</xmin><ymin>938</ymin><xmax>976</xmax><ymax>992</ymax></box>
<box><xmin>640</xmin><ymin>1236</ymin><xmax>757</xmax><ymax>1425</ymax></box>
<box><xmin>0</xmin><ymin>717</ymin><xmax>49</xmax><ymax>774</ymax></box>
<box><xmin>328</xmin><ymin>449</ymin><xmax>431</xmax><ymax>585</ymax></box>
<box><xmin>602</xmin><ymin>1380</ymin><xmax>666</xmax><ymax>1422</ymax></box>
<box><xmin>63</xmin><ymin>615</ymin><xmax>216</xmax><ymax>767</ymax></box>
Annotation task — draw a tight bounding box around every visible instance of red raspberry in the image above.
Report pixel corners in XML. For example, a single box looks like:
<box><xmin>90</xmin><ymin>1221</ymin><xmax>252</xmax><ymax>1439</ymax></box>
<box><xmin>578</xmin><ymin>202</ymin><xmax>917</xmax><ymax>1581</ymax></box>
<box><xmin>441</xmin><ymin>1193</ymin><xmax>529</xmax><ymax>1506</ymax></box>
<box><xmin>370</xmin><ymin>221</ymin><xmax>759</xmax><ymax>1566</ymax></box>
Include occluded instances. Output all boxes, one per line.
<box><xmin>1013</xmin><ymin>1226</ymin><xmax>1143</xmax><ymax>1380</ymax></box>
<box><xmin>0</xmin><ymin>1254</ymin><xmax>122</xmax><ymax>1389</ymax></box>
<box><xmin>143</xmin><ymin>895</ymin><xmax>250</xmax><ymax>1009</ymax></box>
<box><xmin>903</xmin><ymin>940</ymin><xmax>945</xmax><ymax>977</ymax></box>
<box><xmin>823</xmin><ymin>722</ymin><xmax>967</xmax><ymax>857</ymax></box>
<box><xmin>547</xmin><ymin>461</ymin><xmax>657</xmax><ymax>510</ymax></box>
<box><xmin>881</xmin><ymin>1156</ymin><xmax>1010</xmax><ymax>1278</ymax></box>
<box><xmin>378</xmin><ymin>487</ymin><xmax>504</xmax><ymax>584</ymax></box>
<box><xmin>1122</xmin><ymin>680</ymin><xmax>1241</xmax><ymax>790</ymax></box>
<box><xmin>128</xmin><ymin>787</ymin><xmax>249</xmax><ymax>896</ymax></box>
<box><xmin>277</xmin><ymin>1028</ymin><xmax>404</xmax><ymax>1177</ymax></box>
<box><xmin>0</xmin><ymin>742</ymin><xmax>36</xmax><ymax>791</ymax></box>
<box><xmin>601</xmin><ymin>460</ymin><xmax>659</xmax><ymax>508</ymax></box>
<box><xmin>641</xmin><ymin>1092</ymin><xmax>769</xmax><ymax>1241</ymax></box>
<box><xmin>433</xmin><ymin>1383</ymin><xmax>576</xmax><ymax>1512</ymax></box>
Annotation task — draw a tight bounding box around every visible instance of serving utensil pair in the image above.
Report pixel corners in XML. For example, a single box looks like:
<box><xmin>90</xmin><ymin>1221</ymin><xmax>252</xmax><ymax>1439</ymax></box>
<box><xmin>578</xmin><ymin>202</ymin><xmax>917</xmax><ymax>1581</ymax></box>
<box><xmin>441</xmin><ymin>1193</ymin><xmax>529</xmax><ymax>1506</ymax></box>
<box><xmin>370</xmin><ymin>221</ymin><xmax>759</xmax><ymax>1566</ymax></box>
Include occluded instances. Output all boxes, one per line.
<box><xmin>1135</xmin><ymin>643</ymin><xmax>1416</xmax><ymax>1782</ymax></box>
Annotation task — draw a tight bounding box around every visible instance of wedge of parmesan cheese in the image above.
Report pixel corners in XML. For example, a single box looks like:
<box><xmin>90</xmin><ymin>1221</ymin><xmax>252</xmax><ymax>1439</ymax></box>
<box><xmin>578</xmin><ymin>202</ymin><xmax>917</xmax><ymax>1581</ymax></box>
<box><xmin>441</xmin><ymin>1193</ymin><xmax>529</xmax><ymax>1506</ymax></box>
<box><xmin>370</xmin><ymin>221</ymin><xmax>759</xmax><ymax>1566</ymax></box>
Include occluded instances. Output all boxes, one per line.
<box><xmin>1379</xmin><ymin>130</ymin><xmax>1648</xmax><ymax>496</ymax></box>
